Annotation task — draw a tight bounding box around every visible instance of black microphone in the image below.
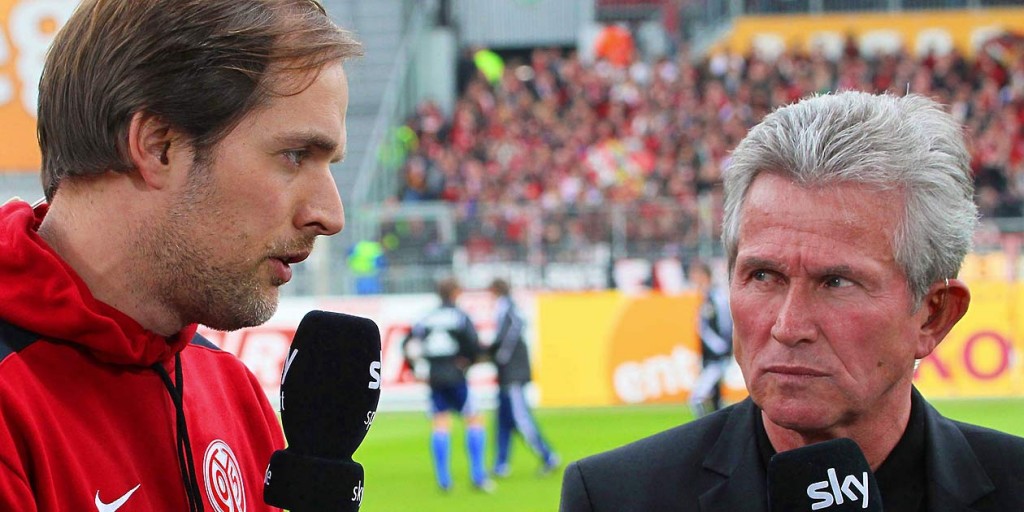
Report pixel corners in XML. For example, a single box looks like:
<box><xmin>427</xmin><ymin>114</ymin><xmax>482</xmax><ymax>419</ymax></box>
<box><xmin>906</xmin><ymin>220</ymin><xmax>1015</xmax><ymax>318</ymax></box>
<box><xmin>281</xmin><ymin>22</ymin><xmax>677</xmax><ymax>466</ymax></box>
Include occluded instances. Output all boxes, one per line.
<box><xmin>263</xmin><ymin>310</ymin><xmax>382</xmax><ymax>511</ymax></box>
<box><xmin>768</xmin><ymin>437</ymin><xmax>883</xmax><ymax>511</ymax></box>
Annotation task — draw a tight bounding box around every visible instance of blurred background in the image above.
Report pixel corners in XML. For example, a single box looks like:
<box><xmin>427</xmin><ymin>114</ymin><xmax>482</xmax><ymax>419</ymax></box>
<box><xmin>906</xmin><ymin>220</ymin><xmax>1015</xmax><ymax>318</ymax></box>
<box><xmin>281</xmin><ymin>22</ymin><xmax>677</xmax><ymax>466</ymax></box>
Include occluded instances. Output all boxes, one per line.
<box><xmin>3</xmin><ymin>0</ymin><xmax>1024</xmax><ymax>510</ymax></box>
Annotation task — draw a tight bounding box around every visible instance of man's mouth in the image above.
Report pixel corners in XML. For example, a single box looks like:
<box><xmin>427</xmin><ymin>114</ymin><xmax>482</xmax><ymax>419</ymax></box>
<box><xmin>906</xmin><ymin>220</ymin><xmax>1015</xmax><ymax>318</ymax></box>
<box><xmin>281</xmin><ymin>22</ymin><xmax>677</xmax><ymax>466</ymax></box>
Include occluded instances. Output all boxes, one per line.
<box><xmin>276</xmin><ymin>251</ymin><xmax>311</xmax><ymax>266</ymax></box>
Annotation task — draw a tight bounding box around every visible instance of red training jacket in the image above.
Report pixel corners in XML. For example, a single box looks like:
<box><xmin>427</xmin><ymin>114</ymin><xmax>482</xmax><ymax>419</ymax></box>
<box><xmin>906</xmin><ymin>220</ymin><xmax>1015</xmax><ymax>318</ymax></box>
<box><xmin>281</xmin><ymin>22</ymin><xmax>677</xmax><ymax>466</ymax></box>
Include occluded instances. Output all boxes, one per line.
<box><xmin>0</xmin><ymin>200</ymin><xmax>285</xmax><ymax>511</ymax></box>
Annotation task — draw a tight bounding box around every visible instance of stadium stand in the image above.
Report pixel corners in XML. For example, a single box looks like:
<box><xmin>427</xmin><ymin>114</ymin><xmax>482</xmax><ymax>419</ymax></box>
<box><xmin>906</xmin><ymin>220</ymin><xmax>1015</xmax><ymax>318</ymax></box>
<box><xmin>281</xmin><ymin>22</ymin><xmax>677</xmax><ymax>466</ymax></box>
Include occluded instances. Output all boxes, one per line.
<box><xmin>391</xmin><ymin>27</ymin><xmax>1024</xmax><ymax>276</ymax></box>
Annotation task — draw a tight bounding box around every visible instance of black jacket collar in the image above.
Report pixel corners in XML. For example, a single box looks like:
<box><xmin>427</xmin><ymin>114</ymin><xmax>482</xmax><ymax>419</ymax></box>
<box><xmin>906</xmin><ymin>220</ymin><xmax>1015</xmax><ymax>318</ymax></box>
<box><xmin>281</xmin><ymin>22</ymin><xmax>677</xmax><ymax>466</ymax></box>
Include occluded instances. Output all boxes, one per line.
<box><xmin>695</xmin><ymin>388</ymin><xmax>994</xmax><ymax>512</ymax></box>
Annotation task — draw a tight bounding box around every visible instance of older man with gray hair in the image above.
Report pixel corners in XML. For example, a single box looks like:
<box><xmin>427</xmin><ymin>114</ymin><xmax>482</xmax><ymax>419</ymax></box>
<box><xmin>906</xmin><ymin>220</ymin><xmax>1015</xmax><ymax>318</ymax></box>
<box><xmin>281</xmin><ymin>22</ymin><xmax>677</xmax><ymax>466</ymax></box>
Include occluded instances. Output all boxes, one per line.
<box><xmin>559</xmin><ymin>91</ymin><xmax>1024</xmax><ymax>512</ymax></box>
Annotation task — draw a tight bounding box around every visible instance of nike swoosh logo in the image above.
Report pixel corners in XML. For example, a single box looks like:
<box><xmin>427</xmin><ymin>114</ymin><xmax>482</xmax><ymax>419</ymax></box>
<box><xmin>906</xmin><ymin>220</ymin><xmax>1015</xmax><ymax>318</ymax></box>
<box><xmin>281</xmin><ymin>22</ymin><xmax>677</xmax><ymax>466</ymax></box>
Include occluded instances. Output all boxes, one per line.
<box><xmin>95</xmin><ymin>484</ymin><xmax>140</xmax><ymax>512</ymax></box>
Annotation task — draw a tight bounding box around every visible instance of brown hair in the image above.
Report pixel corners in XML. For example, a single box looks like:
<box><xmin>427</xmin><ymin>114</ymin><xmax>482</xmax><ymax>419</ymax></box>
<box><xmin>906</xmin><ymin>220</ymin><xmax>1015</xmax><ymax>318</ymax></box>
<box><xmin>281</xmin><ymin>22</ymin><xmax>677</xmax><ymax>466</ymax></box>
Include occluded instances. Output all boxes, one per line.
<box><xmin>38</xmin><ymin>0</ymin><xmax>363</xmax><ymax>201</ymax></box>
<box><xmin>688</xmin><ymin>260</ymin><xmax>711</xmax><ymax>278</ymax></box>
<box><xmin>436</xmin><ymin>278</ymin><xmax>461</xmax><ymax>304</ymax></box>
<box><xmin>489</xmin><ymin>278</ymin><xmax>510</xmax><ymax>297</ymax></box>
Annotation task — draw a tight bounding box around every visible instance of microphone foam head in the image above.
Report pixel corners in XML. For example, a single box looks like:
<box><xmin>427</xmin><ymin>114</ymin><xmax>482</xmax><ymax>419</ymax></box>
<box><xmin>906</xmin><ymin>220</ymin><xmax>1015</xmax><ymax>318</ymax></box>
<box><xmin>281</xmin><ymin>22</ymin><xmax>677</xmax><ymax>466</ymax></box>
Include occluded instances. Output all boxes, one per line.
<box><xmin>280</xmin><ymin>310</ymin><xmax>382</xmax><ymax>459</ymax></box>
<box><xmin>767</xmin><ymin>438</ymin><xmax>883</xmax><ymax>512</ymax></box>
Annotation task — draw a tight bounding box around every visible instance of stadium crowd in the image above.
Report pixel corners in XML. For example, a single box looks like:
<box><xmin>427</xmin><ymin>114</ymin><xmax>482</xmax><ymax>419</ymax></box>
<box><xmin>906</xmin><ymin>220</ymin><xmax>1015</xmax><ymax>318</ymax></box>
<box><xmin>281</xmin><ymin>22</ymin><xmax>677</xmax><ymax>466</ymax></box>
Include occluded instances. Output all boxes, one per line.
<box><xmin>391</xmin><ymin>32</ymin><xmax>1024</xmax><ymax>262</ymax></box>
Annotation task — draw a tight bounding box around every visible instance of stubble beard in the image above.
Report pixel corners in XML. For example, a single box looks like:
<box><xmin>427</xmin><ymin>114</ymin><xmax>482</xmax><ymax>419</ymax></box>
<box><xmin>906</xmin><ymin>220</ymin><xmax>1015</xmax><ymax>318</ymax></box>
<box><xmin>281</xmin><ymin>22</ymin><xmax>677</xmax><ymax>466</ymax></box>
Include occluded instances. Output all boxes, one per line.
<box><xmin>142</xmin><ymin>160</ymin><xmax>280</xmax><ymax>332</ymax></box>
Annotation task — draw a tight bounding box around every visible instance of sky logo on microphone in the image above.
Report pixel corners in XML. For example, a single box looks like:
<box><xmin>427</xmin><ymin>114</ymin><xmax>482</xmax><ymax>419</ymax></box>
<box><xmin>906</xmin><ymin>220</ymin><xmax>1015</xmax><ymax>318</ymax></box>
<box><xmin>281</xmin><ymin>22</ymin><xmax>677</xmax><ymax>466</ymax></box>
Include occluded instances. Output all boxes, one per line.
<box><xmin>806</xmin><ymin>468</ymin><xmax>870</xmax><ymax>510</ymax></box>
<box><xmin>352</xmin><ymin>480</ymin><xmax>363</xmax><ymax>503</ymax></box>
<box><xmin>279</xmin><ymin>348</ymin><xmax>299</xmax><ymax>411</ymax></box>
<box><xmin>368</xmin><ymin>359</ymin><xmax>381</xmax><ymax>390</ymax></box>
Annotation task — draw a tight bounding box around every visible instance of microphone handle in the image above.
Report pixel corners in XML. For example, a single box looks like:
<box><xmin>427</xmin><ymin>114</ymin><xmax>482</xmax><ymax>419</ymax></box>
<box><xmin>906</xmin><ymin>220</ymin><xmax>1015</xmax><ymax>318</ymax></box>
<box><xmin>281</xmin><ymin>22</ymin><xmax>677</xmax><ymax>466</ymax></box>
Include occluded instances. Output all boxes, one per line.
<box><xmin>264</xmin><ymin>449</ymin><xmax>365</xmax><ymax>511</ymax></box>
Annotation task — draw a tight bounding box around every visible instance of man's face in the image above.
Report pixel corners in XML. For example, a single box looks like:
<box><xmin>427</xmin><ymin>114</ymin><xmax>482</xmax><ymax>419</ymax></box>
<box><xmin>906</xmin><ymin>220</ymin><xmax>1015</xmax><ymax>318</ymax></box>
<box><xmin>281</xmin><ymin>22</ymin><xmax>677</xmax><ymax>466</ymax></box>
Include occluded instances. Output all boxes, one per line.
<box><xmin>149</xmin><ymin>63</ymin><xmax>349</xmax><ymax>331</ymax></box>
<box><xmin>729</xmin><ymin>173</ymin><xmax>930</xmax><ymax>435</ymax></box>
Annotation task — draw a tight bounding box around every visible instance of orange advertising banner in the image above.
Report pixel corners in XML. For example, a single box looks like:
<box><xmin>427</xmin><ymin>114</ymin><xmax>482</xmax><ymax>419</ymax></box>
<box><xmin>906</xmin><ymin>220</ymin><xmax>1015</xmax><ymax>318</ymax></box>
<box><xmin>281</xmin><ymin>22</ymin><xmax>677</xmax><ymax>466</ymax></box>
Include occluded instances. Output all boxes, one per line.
<box><xmin>536</xmin><ymin>291</ymin><xmax>746</xmax><ymax>407</ymax></box>
<box><xmin>0</xmin><ymin>0</ymin><xmax>74</xmax><ymax>172</ymax></box>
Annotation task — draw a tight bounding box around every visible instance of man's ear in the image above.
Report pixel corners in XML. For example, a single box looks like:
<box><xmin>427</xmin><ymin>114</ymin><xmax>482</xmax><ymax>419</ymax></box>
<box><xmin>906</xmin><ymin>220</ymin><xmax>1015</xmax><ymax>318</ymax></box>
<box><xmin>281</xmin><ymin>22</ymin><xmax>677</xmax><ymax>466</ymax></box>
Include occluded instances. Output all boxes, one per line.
<box><xmin>916</xmin><ymin>278</ymin><xmax>970</xmax><ymax>359</ymax></box>
<box><xmin>126</xmin><ymin>111</ymin><xmax>178</xmax><ymax>190</ymax></box>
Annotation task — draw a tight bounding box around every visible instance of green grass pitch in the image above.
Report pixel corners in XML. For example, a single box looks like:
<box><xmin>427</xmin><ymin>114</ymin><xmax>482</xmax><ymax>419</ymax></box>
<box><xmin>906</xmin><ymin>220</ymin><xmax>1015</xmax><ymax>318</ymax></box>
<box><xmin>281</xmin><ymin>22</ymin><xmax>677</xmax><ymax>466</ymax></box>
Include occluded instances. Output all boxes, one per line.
<box><xmin>354</xmin><ymin>398</ymin><xmax>1024</xmax><ymax>512</ymax></box>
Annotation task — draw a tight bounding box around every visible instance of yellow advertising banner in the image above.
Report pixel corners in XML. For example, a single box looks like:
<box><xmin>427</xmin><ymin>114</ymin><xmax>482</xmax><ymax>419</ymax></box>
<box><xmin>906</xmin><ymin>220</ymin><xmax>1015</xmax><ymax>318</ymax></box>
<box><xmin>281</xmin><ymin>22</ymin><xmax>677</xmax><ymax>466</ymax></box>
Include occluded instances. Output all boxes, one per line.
<box><xmin>537</xmin><ymin>284</ymin><xmax>1024</xmax><ymax>408</ymax></box>
<box><xmin>915</xmin><ymin>281</ymin><xmax>1024</xmax><ymax>397</ymax></box>
<box><xmin>716</xmin><ymin>8</ymin><xmax>1024</xmax><ymax>59</ymax></box>
<box><xmin>0</xmin><ymin>0</ymin><xmax>74</xmax><ymax>172</ymax></box>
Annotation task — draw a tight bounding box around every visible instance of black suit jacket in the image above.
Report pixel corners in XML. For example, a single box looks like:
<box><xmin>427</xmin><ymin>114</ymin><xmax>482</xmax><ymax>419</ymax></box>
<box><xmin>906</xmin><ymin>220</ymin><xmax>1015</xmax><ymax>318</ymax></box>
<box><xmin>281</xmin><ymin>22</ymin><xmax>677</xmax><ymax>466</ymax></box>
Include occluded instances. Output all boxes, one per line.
<box><xmin>560</xmin><ymin>389</ymin><xmax>1024</xmax><ymax>511</ymax></box>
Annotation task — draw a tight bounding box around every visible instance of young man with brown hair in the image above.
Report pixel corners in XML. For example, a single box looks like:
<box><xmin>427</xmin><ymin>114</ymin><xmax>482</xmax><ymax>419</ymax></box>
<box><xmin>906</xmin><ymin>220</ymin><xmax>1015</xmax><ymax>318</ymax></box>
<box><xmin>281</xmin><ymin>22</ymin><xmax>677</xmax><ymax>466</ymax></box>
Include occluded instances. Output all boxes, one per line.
<box><xmin>0</xmin><ymin>1</ymin><xmax>361</xmax><ymax>509</ymax></box>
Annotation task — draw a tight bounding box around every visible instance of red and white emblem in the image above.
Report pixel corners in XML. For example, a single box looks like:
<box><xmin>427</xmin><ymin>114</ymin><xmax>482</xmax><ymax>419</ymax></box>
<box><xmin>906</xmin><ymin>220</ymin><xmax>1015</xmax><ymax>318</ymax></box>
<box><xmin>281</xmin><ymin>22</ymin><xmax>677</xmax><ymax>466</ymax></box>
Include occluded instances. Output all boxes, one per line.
<box><xmin>203</xmin><ymin>439</ymin><xmax>247</xmax><ymax>512</ymax></box>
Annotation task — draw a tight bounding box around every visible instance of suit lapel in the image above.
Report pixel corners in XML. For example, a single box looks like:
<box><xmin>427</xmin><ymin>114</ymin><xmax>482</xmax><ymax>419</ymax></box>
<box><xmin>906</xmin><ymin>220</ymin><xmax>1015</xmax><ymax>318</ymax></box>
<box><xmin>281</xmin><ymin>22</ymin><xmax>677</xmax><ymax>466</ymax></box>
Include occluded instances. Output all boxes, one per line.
<box><xmin>917</xmin><ymin>388</ymin><xmax>994</xmax><ymax>512</ymax></box>
<box><xmin>699</xmin><ymin>399</ymin><xmax>769</xmax><ymax>512</ymax></box>
<box><xmin>695</xmin><ymin>391</ymin><xmax>996</xmax><ymax>512</ymax></box>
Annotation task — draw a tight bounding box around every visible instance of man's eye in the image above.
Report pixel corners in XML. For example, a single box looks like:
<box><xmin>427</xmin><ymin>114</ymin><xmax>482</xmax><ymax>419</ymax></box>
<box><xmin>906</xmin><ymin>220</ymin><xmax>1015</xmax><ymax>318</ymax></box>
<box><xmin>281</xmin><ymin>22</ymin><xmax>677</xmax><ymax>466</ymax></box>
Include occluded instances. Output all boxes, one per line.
<box><xmin>752</xmin><ymin>270</ymin><xmax>771</xmax><ymax>281</ymax></box>
<box><xmin>823</xmin><ymin>276</ymin><xmax>853</xmax><ymax>288</ymax></box>
<box><xmin>284</xmin><ymin>149</ymin><xmax>308</xmax><ymax>166</ymax></box>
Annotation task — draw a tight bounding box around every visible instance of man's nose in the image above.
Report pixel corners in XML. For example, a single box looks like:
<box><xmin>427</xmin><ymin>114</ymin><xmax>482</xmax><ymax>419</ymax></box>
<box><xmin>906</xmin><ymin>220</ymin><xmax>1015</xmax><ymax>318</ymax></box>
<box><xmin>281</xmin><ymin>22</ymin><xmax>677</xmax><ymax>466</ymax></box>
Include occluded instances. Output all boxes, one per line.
<box><xmin>770</xmin><ymin>285</ymin><xmax>819</xmax><ymax>346</ymax></box>
<box><xmin>298</xmin><ymin>164</ymin><xmax>345</xmax><ymax>236</ymax></box>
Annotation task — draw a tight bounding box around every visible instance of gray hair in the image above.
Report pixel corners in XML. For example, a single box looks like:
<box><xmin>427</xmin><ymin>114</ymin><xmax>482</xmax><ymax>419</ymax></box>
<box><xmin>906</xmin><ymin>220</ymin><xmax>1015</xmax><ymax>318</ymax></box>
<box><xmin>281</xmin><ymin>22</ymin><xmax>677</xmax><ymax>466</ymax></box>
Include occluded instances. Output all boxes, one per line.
<box><xmin>722</xmin><ymin>91</ymin><xmax>978</xmax><ymax>306</ymax></box>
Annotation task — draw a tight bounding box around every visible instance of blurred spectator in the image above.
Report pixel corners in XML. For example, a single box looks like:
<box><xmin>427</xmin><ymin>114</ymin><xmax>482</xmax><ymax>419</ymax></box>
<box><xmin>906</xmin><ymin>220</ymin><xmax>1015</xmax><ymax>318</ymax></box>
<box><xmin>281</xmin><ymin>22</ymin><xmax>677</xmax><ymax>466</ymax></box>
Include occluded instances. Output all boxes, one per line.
<box><xmin>473</xmin><ymin>48</ymin><xmax>506</xmax><ymax>87</ymax></box>
<box><xmin>347</xmin><ymin>238</ymin><xmax>387</xmax><ymax>295</ymax></box>
<box><xmin>394</xmin><ymin>34</ymin><xmax>1024</xmax><ymax>261</ymax></box>
<box><xmin>379</xmin><ymin>216</ymin><xmax>452</xmax><ymax>267</ymax></box>
<box><xmin>595</xmin><ymin>23</ymin><xmax>636</xmax><ymax>68</ymax></box>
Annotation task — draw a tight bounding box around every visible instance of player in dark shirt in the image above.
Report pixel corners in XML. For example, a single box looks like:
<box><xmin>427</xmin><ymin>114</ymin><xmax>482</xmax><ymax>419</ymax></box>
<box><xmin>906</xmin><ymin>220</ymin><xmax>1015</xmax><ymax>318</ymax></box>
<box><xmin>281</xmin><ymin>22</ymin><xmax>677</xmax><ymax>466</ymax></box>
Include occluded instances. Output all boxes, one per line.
<box><xmin>485</xmin><ymin>278</ymin><xmax>559</xmax><ymax>478</ymax></box>
<box><xmin>403</xmin><ymin>277</ymin><xmax>494</xmax><ymax>493</ymax></box>
<box><xmin>688</xmin><ymin>260</ymin><xmax>733</xmax><ymax>418</ymax></box>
